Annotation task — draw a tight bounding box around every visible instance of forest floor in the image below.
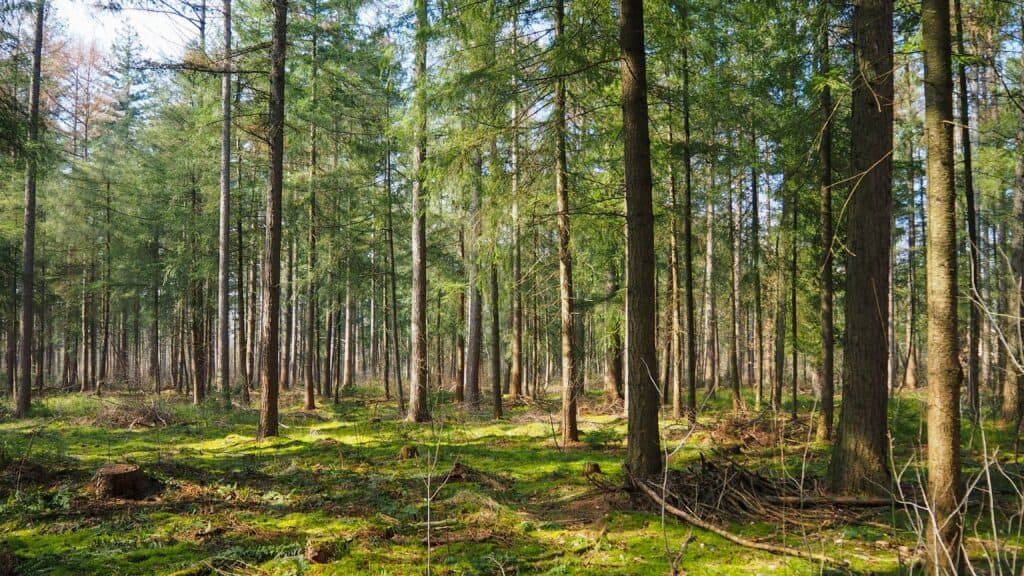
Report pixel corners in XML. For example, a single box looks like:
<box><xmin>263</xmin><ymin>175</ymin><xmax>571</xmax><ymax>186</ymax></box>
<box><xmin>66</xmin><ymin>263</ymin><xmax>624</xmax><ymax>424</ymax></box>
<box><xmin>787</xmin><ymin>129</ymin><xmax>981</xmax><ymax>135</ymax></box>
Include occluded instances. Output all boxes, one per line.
<box><xmin>0</xmin><ymin>386</ymin><xmax>1021</xmax><ymax>575</ymax></box>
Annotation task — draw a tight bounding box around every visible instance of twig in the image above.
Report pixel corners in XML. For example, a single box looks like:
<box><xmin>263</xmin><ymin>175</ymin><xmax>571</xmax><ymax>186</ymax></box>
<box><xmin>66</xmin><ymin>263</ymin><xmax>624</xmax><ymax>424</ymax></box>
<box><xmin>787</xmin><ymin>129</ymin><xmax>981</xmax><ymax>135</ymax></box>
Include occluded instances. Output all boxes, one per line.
<box><xmin>632</xmin><ymin>476</ymin><xmax>850</xmax><ymax>569</ymax></box>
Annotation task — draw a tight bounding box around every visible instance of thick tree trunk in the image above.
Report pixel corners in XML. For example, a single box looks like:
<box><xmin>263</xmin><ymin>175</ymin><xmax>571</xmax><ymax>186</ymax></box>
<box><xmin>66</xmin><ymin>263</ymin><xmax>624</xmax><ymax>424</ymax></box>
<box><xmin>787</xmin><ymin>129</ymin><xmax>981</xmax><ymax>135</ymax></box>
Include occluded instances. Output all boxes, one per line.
<box><xmin>828</xmin><ymin>0</ymin><xmax>893</xmax><ymax>496</ymax></box>
<box><xmin>16</xmin><ymin>0</ymin><xmax>44</xmax><ymax>416</ymax></box>
<box><xmin>407</xmin><ymin>0</ymin><xmax>430</xmax><ymax>422</ymax></box>
<box><xmin>621</xmin><ymin>0</ymin><xmax>661</xmax><ymax>478</ymax></box>
<box><xmin>555</xmin><ymin>0</ymin><xmax>579</xmax><ymax>445</ymax></box>
<box><xmin>922</xmin><ymin>0</ymin><xmax>963</xmax><ymax>571</ymax></box>
<box><xmin>258</xmin><ymin>0</ymin><xmax>287</xmax><ymax>438</ymax></box>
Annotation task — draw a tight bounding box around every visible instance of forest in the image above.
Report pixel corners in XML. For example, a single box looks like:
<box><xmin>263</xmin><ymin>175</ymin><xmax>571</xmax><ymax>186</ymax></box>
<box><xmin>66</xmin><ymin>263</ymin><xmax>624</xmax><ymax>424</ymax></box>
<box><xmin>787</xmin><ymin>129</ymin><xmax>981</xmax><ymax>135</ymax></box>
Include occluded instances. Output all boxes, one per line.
<box><xmin>0</xmin><ymin>0</ymin><xmax>1023</xmax><ymax>573</ymax></box>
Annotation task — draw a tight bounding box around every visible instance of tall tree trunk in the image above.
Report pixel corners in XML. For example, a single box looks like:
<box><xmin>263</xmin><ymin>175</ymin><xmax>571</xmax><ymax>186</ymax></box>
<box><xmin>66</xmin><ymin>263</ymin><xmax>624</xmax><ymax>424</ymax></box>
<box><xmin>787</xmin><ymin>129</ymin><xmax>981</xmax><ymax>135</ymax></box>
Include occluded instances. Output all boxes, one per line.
<box><xmin>151</xmin><ymin>233</ymin><xmax>162</xmax><ymax>393</ymax></box>
<box><xmin>751</xmin><ymin>145</ymin><xmax>764</xmax><ymax>409</ymax></box>
<box><xmin>680</xmin><ymin>19</ymin><xmax>696</xmax><ymax>424</ymax></box>
<box><xmin>16</xmin><ymin>0</ymin><xmax>44</xmax><ymax>416</ymax></box>
<box><xmin>6</xmin><ymin>266</ymin><xmax>17</xmax><ymax>397</ymax></box>
<box><xmin>385</xmin><ymin>131</ymin><xmax>404</xmax><ymax>411</ymax></box>
<box><xmin>555</xmin><ymin>0</ymin><xmax>579</xmax><ymax>445</ymax></box>
<box><xmin>604</xmin><ymin>263</ymin><xmax>624</xmax><ymax>402</ymax></box>
<box><xmin>790</xmin><ymin>185</ymin><xmax>798</xmax><ymax>420</ymax></box>
<box><xmin>216</xmin><ymin>0</ymin><xmax>232</xmax><ymax>408</ymax></box>
<box><xmin>816</xmin><ymin>6</ymin><xmax>834</xmax><ymax>439</ymax></box>
<box><xmin>702</xmin><ymin>195</ymin><xmax>717</xmax><ymax>396</ymax></box>
<box><xmin>621</xmin><ymin>0</ymin><xmax>660</xmax><ymax>479</ymax></box>
<box><xmin>490</xmin><ymin>264</ymin><xmax>502</xmax><ymax>418</ymax></box>
<box><xmin>923</xmin><ymin>0</ymin><xmax>963</xmax><ymax>570</ymax></box>
<box><xmin>258</xmin><ymin>0</ymin><xmax>287</xmax><ymax>438</ymax></box>
<box><xmin>905</xmin><ymin>136</ymin><xmax>922</xmax><ymax>392</ymax></box>
<box><xmin>407</xmin><ymin>0</ymin><xmax>430</xmax><ymax>422</ymax></box>
<box><xmin>828</xmin><ymin>0</ymin><xmax>893</xmax><ymax>496</ymax></box>
<box><xmin>342</xmin><ymin>266</ymin><xmax>354</xmax><ymax>390</ymax></box>
<box><xmin>729</xmin><ymin>179</ymin><xmax>743</xmax><ymax>412</ymax></box>
<box><xmin>101</xmin><ymin>180</ymin><xmax>112</xmax><ymax>393</ymax></box>
<box><xmin>465</xmin><ymin>158</ymin><xmax>483</xmax><ymax>409</ymax></box>
<box><xmin>1004</xmin><ymin>20</ymin><xmax>1024</xmax><ymax>426</ymax></box>
<box><xmin>282</xmin><ymin>238</ymin><xmax>294</xmax><ymax>390</ymax></box>
<box><xmin>508</xmin><ymin>9</ymin><xmax>523</xmax><ymax>403</ymax></box>
<box><xmin>455</xmin><ymin>230</ymin><xmax>466</xmax><ymax>403</ymax></box>
<box><xmin>954</xmin><ymin>0</ymin><xmax>980</xmax><ymax>421</ymax></box>
<box><xmin>304</xmin><ymin>46</ymin><xmax>319</xmax><ymax>410</ymax></box>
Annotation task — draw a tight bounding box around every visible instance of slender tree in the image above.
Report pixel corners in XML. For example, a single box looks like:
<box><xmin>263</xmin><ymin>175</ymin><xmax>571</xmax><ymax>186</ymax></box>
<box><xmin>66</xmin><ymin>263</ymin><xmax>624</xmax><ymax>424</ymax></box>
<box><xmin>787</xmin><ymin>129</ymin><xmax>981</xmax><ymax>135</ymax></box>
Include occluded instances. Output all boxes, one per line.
<box><xmin>258</xmin><ymin>0</ymin><xmax>288</xmax><ymax>438</ymax></box>
<box><xmin>816</xmin><ymin>1</ymin><xmax>834</xmax><ymax>441</ymax></box>
<box><xmin>554</xmin><ymin>0</ymin><xmax>579</xmax><ymax>444</ymax></box>
<box><xmin>954</xmin><ymin>0</ymin><xmax>980</xmax><ymax>420</ymax></box>
<box><xmin>407</xmin><ymin>0</ymin><xmax>430</xmax><ymax>422</ymax></box>
<box><xmin>216</xmin><ymin>0</ymin><xmax>232</xmax><ymax>408</ymax></box>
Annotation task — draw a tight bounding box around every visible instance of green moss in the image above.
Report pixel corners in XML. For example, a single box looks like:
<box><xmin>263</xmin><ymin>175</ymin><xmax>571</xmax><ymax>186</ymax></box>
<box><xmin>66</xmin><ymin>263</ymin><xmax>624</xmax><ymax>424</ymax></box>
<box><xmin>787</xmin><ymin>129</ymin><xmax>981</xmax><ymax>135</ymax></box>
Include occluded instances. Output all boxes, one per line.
<box><xmin>0</xmin><ymin>388</ymin><xmax>1016</xmax><ymax>575</ymax></box>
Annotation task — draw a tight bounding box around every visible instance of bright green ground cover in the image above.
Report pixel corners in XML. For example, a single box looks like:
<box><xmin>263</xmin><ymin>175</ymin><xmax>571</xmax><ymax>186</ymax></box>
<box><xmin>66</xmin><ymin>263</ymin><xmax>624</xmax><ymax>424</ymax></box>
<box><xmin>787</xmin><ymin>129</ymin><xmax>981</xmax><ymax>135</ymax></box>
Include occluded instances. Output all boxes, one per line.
<box><xmin>0</xmin><ymin>388</ymin><xmax>1020</xmax><ymax>575</ymax></box>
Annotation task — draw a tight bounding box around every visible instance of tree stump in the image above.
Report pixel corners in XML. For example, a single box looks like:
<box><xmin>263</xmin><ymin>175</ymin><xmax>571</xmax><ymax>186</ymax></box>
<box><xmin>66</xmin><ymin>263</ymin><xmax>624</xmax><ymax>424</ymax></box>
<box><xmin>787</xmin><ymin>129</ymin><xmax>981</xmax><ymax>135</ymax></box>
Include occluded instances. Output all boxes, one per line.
<box><xmin>90</xmin><ymin>464</ymin><xmax>160</xmax><ymax>499</ymax></box>
<box><xmin>305</xmin><ymin>539</ymin><xmax>338</xmax><ymax>564</ymax></box>
<box><xmin>397</xmin><ymin>445</ymin><xmax>419</xmax><ymax>460</ymax></box>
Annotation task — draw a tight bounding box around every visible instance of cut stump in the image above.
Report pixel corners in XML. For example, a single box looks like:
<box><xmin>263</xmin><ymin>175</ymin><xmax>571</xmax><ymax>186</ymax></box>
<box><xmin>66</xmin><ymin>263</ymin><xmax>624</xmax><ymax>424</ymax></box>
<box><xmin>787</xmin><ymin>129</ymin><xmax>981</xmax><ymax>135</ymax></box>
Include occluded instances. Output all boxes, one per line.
<box><xmin>90</xmin><ymin>464</ymin><xmax>161</xmax><ymax>499</ymax></box>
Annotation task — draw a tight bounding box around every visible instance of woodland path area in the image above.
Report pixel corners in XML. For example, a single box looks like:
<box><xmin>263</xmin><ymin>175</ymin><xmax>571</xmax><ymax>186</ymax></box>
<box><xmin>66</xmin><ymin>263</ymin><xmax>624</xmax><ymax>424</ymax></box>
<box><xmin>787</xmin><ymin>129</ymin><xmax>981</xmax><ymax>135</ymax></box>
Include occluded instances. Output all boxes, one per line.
<box><xmin>1</xmin><ymin>387</ymin><xmax>1022</xmax><ymax>575</ymax></box>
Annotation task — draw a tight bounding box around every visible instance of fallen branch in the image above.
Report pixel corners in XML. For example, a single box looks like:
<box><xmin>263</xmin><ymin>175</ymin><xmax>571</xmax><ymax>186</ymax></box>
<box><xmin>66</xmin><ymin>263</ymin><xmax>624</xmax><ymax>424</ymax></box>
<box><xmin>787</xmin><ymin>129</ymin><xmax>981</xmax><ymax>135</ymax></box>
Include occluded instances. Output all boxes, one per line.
<box><xmin>763</xmin><ymin>495</ymin><xmax>891</xmax><ymax>508</ymax></box>
<box><xmin>632</xmin><ymin>476</ymin><xmax>849</xmax><ymax>569</ymax></box>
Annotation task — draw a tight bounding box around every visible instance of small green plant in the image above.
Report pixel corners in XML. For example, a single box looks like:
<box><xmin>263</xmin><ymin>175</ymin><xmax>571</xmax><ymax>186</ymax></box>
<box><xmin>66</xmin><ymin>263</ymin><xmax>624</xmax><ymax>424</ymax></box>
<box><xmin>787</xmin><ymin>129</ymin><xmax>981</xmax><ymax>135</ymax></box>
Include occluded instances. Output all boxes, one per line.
<box><xmin>582</xmin><ymin>424</ymin><xmax>623</xmax><ymax>450</ymax></box>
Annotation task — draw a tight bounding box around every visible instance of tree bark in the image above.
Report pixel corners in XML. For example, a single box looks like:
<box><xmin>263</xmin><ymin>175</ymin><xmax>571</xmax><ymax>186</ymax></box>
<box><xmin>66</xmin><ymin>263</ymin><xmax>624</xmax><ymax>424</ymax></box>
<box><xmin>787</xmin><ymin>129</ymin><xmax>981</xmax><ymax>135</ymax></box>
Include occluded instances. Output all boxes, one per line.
<box><xmin>621</xmin><ymin>0</ymin><xmax>661</xmax><ymax>478</ymax></box>
<box><xmin>258</xmin><ymin>0</ymin><xmax>287</xmax><ymax>438</ymax></box>
<box><xmin>729</xmin><ymin>179</ymin><xmax>743</xmax><ymax>412</ymax></box>
<box><xmin>816</xmin><ymin>6</ymin><xmax>834</xmax><ymax>440</ymax></box>
<box><xmin>407</xmin><ymin>0</ymin><xmax>430</xmax><ymax>422</ymax></box>
<box><xmin>490</xmin><ymin>264</ymin><xmax>502</xmax><ymax>418</ymax></box>
<box><xmin>954</xmin><ymin>0</ymin><xmax>980</xmax><ymax>421</ymax></box>
<box><xmin>604</xmin><ymin>263</ymin><xmax>624</xmax><ymax>402</ymax></box>
<box><xmin>922</xmin><ymin>0</ymin><xmax>963</xmax><ymax>571</ymax></box>
<box><xmin>216</xmin><ymin>0</ymin><xmax>232</xmax><ymax>408</ymax></box>
<box><xmin>828</xmin><ymin>0</ymin><xmax>893</xmax><ymax>495</ymax></box>
<box><xmin>555</xmin><ymin>0</ymin><xmax>579</xmax><ymax>445</ymax></box>
<box><xmin>680</xmin><ymin>23</ymin><xmax>697</xmax><ymax>424</ymax></box>
<box><xmin>16</xmin><ymin>0</ymin><xmax>44</xmax><ymax>416</ymax></box>
<box><xmin>509</xmin><ymin>10</ymin><xmax>523</xmax><ymax>403</ymax></box>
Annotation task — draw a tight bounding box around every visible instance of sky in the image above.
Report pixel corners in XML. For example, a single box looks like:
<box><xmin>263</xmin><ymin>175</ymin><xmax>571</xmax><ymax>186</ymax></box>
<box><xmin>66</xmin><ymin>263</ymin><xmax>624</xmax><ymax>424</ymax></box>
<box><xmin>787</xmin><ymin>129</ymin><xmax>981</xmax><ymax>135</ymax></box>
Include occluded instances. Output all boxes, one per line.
<box><xmin>53</xmin><ymin>0</ymin><xmax>197</xmax><ymax>60</ymax></box>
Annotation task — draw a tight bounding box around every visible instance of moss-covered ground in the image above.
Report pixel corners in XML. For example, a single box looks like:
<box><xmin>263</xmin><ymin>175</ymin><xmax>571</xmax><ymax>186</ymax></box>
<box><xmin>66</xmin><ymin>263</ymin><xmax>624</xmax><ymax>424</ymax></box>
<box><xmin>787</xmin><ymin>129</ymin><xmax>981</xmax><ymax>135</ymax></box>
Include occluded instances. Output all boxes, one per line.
<box><xmin>0</xmin><ymin>387</ymin><xmax>1021</xmax><ymax>575</ymax></box>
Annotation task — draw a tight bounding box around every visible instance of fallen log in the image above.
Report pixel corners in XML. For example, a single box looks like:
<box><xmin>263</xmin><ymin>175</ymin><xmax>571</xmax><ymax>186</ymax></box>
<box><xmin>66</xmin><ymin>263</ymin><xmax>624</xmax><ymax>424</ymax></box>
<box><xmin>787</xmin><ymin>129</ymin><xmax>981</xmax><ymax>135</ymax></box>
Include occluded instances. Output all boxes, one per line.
<box><xmin>632</xmin><ymin>476</ymin><xmax>849</xmax><ymax>569</ymax></box>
